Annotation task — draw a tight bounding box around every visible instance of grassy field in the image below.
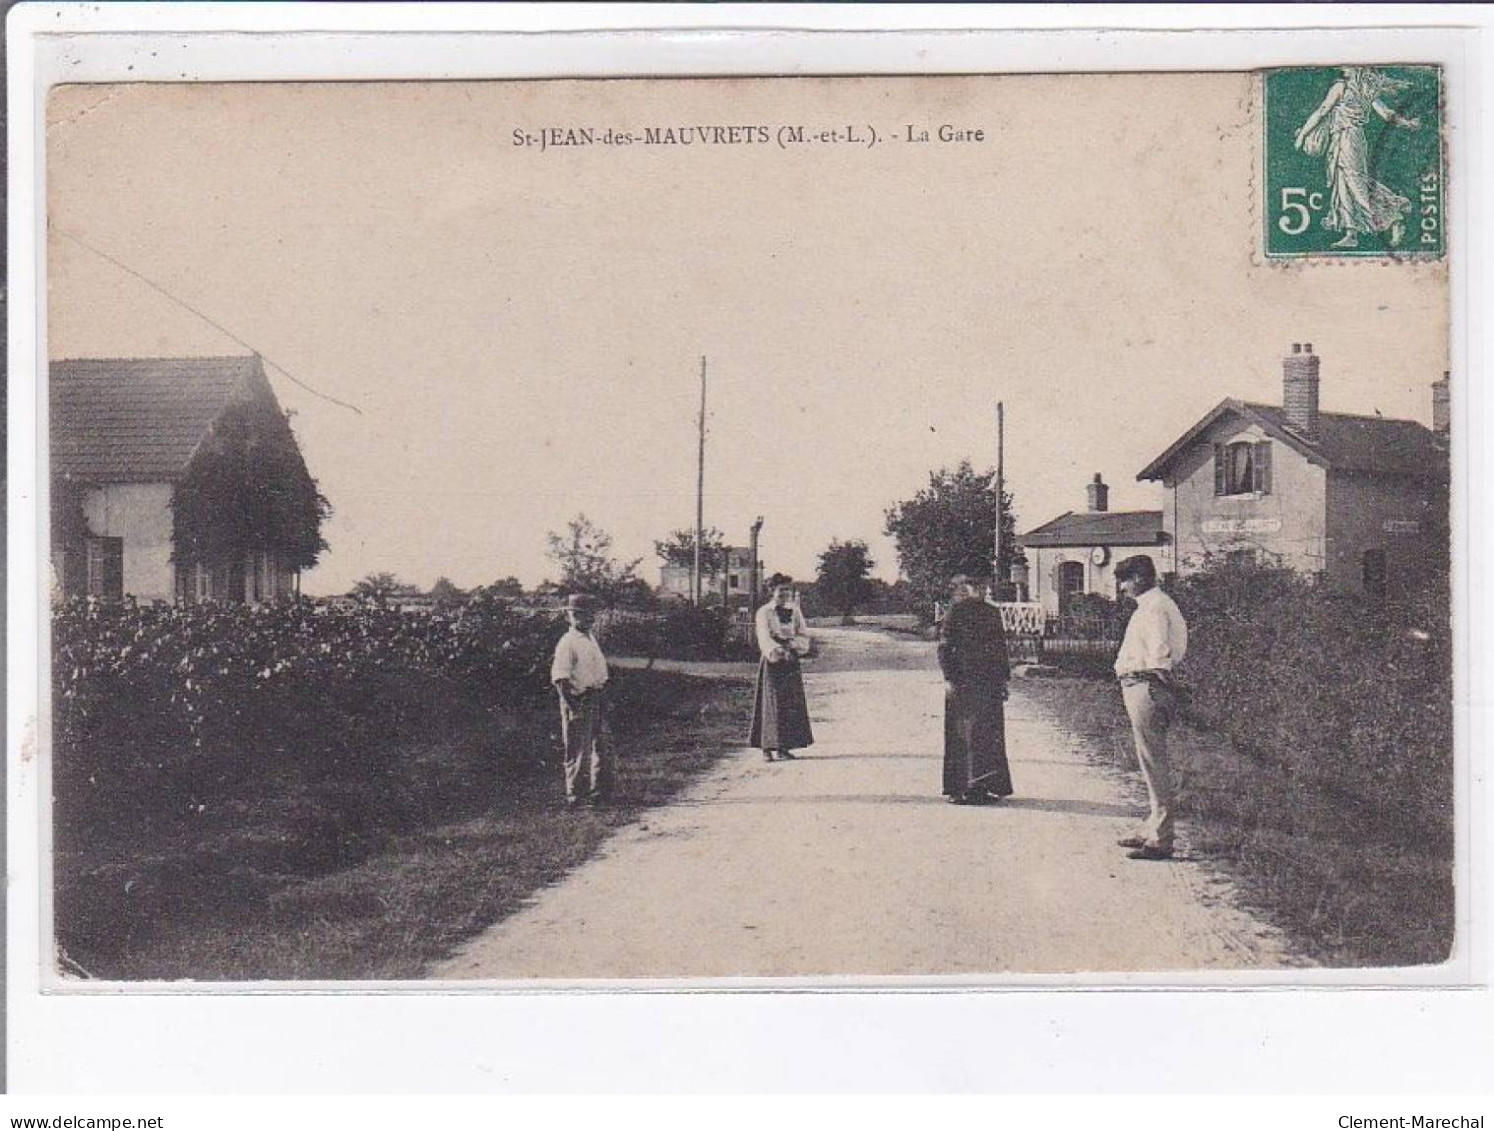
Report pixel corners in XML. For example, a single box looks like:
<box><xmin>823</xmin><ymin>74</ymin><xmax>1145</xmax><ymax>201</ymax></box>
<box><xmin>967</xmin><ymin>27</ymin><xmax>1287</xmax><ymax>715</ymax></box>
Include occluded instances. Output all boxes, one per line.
<box><xmin>1020</xmin><ymin>674</ymin><xmax>1454</xmax><ymax>968</ymax></box>
<box><xmin>55</xmin><ymin>667</ymin><xmax>753</xmax><ymax>981</ymax></box>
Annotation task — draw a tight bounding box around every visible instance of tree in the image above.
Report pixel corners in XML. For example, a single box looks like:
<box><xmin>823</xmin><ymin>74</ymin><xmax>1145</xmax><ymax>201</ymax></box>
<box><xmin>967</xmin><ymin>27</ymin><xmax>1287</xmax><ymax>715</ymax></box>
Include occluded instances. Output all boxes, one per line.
<box><xmin>815</xmin><ymin>539</ymin><xmax>876</xmax><ymax>624</ymax></box>
<box><xmin>612</xmin><ymin>576</ymin><xmax>661</xmax><ymax>611</ymax></box>
<box><xmin>427</xmin><ymin>576</ymin><xmax>468</xmax><ymax>606</ymax></box>
<box><xmin>883</xmin><ymin>460</ymin><xmax>1025</xmax><ymax>619</ymax></box>
<box><xmin>654</xmin><ymin>527</ymin><xmax>728</xmax><ymax>573</ymax></box>
<box><xmin>171</xmin><ymin>399</ymin><xmax>331</xmax><ymax>573</ymax></box>
<box><xmin>545</xmin><ymin>513</ymin><xmax>643</xmax><ymax>605</ymax></box>
<box><xmin>484</xmin><ymin>576</ymin><xmax>527</xmax><ymax>600</ymax></box>
<box><xmin>351</xmin><ymin>571</ymin><xmax>418</xmax><ymax>605</ymax></box>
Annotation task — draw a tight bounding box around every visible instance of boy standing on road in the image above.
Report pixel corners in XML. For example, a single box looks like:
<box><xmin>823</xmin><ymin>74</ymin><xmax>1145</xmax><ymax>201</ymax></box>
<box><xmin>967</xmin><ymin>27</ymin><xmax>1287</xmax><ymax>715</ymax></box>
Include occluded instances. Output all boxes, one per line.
<box><xmin>1113</xmin><ymin>555</ymin><xmax>1188</xmax><ymax>860</ymax></box>
<box><xmin>551</xmin><ymin>593</ymin><xmax>612</xmax><ymax>807</ymax></box>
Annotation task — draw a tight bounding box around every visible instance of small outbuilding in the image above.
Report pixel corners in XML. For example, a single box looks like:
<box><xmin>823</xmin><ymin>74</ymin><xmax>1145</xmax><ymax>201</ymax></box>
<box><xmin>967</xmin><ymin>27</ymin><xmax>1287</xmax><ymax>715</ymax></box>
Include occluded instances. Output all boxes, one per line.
<box><xmin>1019</xmin><ymin>474</ymin><xmax>1170</xmax><ymax>616</ymax></box>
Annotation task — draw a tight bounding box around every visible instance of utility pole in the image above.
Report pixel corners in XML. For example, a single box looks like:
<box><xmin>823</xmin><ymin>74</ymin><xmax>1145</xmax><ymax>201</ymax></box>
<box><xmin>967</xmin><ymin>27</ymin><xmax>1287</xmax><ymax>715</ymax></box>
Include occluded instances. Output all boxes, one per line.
<box><xmin>994</xmin><ymin>401</ymin><xmax>1005</xmax><ymax>599</ymax></box>
<box><xmin>693</xmin><ymin>356</ymin><xmax>707</xmax><ymax>606</ymax></box>
<box><xmin>749</xmin><ymin>515</ymin><xmax>765</xmax><ymax>606</ymax></box>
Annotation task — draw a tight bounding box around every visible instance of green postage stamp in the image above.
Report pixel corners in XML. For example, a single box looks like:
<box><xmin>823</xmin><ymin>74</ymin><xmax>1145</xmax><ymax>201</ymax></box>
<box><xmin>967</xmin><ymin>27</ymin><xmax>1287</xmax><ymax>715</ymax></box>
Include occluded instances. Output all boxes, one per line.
<box><xmin>1264</xmin><ymin>65</ymin><xmax>1443</xmax><ymax>258</ymax></box>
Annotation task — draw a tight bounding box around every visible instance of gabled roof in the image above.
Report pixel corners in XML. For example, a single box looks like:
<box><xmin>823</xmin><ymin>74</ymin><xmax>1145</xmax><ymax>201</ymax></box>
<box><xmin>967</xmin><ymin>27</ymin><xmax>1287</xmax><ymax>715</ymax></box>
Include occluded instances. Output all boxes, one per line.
<box><xmin>1019</xmin><ymin>509</ymin><xmax>1166</xmax><ymax>548</ymax></box>
<box><xmin>1136</xmin><ymin>397</ymin><xmax>1449</xmax><ymax>483</ymax></box>
<box><xmin>51</xmin><ymin>355</ymin><xmax>273</xmax><ymax>483</ymax></box>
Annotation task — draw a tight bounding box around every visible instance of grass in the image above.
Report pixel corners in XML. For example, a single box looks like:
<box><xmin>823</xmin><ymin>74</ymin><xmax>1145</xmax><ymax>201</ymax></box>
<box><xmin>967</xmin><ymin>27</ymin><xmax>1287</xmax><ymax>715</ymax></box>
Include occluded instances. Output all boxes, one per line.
<box><xmin>1019</xmin><ymin>673</ymin><xmax>1455</xmax><ymax>968</ymax></box>
<box><xmin>55</xmin><ymin>667</ymin><xmax>753</xmax><ymax>981</ymax></box>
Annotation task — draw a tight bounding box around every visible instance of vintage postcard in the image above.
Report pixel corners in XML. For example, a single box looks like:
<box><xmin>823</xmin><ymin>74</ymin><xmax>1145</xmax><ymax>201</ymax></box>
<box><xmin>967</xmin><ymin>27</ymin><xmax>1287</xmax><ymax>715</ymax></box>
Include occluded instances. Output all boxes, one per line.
<box><xmin>38</xmin><ymin>65</ymin><xmax>1458</xmax><ymax>989</ymax></box>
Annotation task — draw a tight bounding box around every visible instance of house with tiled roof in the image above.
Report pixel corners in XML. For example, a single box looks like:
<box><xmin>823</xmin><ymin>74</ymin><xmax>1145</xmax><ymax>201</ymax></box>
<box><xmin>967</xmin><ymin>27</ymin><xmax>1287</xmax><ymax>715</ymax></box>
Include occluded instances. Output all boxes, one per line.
<box><xmin>1018</xmin><ymin>474</ymin><xmax>1170</xmax><ymax>615</ymax></box>
<box><xmin>1136</xmin><ymin>344</ymin><xmax>1449</xmax><ymax>597</ymax></box>
<box><xmin>51</xmin><ymin>355</ymin><xmax>326</xmax><ymax>603</ymax></box>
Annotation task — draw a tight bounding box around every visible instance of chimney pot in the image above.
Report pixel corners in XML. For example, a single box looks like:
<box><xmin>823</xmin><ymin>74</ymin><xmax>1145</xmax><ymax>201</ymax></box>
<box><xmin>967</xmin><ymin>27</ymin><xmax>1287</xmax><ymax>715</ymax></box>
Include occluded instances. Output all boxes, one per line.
<box><xmin>1304</xmin><ymin>343</ymin><xmax>1313</xmax><ymax>354</ymax></box>
<box><xmin>1292</xmin><ymin>343</ymin><xmax>1302</xmax><ymax>354</ymax></box>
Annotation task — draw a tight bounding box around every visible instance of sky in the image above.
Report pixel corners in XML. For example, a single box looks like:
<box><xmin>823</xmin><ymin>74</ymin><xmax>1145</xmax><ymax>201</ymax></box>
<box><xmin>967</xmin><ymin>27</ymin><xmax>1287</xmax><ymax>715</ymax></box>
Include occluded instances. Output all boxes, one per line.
<box><xmin>47</xmin><ymin>75</ymin><xmax>1448</xmax><ymax>594</ymax></box>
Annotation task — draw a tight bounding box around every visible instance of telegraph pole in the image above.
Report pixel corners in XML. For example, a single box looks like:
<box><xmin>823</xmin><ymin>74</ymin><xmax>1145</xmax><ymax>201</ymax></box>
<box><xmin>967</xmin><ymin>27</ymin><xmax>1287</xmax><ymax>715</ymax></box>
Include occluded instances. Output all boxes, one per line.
<box><xmin>749</xmin><ymin>515</ymin><xmax>765</xmax><ymax>606</ymax></box>
<box><xmin>693</xmin><ymin>356</ymin><xmax>707</xmax><ymax>606</ymax></box>
<box><xmin>994</xmin><ymin>401</ymin><xmax>1005</xmax><ymax>597</ymax></box>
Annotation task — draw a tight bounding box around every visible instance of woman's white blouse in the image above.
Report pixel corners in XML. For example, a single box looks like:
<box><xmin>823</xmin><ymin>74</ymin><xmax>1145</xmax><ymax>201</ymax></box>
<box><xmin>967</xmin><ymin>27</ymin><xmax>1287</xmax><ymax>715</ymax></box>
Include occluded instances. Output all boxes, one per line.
<box><xmin>755</xmin><ymin>602</ymin><xmax>811</xmax><ymax>659</ymax></box>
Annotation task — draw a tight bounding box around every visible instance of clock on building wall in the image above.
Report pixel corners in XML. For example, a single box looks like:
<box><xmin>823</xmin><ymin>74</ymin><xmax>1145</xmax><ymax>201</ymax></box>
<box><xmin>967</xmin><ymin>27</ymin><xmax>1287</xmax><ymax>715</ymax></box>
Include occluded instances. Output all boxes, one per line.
<box><xmin>1090</xmin><ymin>546</ymin><xmax>1110</xmax><ymax>566</ymax></box>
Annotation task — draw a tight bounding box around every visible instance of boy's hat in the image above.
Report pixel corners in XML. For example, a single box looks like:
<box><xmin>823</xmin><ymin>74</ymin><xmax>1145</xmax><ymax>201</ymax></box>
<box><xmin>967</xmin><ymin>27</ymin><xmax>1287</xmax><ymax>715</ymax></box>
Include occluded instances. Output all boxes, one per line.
<box><xmin>565</xmin><ymin>593</ymin><xmax>599</xmax><ymax>611</ymax></box>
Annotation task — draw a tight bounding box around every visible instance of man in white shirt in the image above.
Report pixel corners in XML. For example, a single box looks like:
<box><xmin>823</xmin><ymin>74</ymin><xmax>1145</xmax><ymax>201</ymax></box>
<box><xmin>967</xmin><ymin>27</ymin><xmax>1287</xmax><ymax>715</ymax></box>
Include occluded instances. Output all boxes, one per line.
<box><xmin>551</xmin><ymin>593</ymin><xmax>612</xmax><ymax>807</ymax></box>
<box><xmin>1113</xmin><ymin>555</ymin><xmax>1189</xmax><ymax>860</ymax></box>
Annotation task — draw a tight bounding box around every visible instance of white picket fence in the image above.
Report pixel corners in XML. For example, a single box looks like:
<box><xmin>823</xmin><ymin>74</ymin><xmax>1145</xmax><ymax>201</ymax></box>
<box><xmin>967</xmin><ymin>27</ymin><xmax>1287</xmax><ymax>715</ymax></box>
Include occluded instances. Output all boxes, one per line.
<box><xmin>992</xmin><ymin>601</ymin><xmax>1045</xmax><ymax>636</ymax></box>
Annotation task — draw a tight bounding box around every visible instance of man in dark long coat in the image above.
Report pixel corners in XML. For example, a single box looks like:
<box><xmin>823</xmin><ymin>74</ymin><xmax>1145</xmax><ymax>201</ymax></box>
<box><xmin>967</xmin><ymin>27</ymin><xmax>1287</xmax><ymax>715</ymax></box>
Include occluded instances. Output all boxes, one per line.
<box><xmin>938</xmin><ymin>575</ymin><xmax>1014</xmax><ymax>804</ymax></box>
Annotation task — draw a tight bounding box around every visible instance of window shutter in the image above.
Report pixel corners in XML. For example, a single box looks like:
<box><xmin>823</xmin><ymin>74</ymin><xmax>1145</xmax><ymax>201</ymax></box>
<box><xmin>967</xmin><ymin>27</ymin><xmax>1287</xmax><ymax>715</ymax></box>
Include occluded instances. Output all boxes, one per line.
<box><xmin>102</xmin><ymin>539</ymin><xmax>124</xmax><ymax>600</ymax></box>
<box><xmin>1213</xmin><ymin>443</ymin><xmax>1226</xmax><ymax>495</ymax></box>
<box><xmin>1253</xmin><ymin>440</ymin><xmax>1272</xmax><ymax>495</ymax></box>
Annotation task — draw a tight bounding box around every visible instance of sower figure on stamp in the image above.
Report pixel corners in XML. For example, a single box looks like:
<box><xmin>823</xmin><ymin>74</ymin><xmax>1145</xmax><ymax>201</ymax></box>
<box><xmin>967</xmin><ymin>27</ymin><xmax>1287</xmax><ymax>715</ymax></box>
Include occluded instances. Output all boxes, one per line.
<box><xmin>551</xmin><ymin>593</ymin><xmax>612</xmax><ymax>807</ymax></box>
<box><xmin>1113</xmin><ymin>555</ymin><xmax>1189</xmax><ymax>860</ymax></box>
<box><xmin>1293</xmin><ymin>66</ymin><xmax>1421</xmax><ymax>250</ymax></box>
<box><xmin>938</xmin><ymin>574</ymin><xmax>1014</xmax><ymax>805</ymax></box>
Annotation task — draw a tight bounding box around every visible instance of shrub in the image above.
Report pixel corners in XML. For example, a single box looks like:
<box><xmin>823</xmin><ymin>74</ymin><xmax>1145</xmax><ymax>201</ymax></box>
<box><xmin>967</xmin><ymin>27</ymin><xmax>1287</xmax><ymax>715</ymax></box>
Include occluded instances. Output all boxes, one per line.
<box><xmin>1171</xmin><ymin>561</ymin><xmax>1452</xmax><ymax>847</ymax></box>
<box><xmin>52</xmin><ymin>595</ymin><xmax>564</xmax><ymax>810</ymax></box>
<box><xmin>1047</xmin><ymin>592</ymin><xmax>1131</xmax><ymax>641</ymax></box>
<box><xmin>596</xmin><ymin>605</ymin><xmax>755</xmax><ymax>661</ymax></box>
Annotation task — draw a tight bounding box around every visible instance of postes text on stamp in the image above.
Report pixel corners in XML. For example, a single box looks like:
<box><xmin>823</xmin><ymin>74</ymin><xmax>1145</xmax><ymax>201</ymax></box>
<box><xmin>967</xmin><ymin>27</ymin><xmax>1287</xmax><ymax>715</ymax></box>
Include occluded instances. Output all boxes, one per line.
<box><xmin>1265</xmin><ymin>65</ymin><xmax>1443</xmax><ymax>258</ymax></box>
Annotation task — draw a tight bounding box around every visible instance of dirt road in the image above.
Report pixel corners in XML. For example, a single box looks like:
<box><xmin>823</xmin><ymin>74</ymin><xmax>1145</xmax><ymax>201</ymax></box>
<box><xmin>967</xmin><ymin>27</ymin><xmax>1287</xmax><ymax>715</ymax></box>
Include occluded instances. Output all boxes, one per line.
<box><xmin>434</xmin><ymin>626</ymin><xmax>1295</xmax><ymax>979</ymax></box>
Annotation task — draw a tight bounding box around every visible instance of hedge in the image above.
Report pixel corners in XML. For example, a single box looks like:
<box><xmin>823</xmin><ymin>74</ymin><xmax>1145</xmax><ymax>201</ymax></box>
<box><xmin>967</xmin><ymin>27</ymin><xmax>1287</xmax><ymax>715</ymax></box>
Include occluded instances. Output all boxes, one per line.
<box><xmin>596</xmin><ymin>605</ymin><xmax>756</xmax><ymax>662</ymax></box>
<box><xmin>52</xmin><ymin>593</ymin><xmax>563</xmax><ymax>801</ymax></box>
<box><xmin>1170</xmin><ymin>563</ymin><xmax>1453</xmax><ymax>847</ymax></box>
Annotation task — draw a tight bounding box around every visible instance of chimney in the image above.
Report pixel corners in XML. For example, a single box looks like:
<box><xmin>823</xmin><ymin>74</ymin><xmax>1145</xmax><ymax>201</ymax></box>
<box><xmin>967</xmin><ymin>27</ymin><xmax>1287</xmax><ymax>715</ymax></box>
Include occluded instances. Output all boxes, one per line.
<box><xmin>1087</xmin><ymin>472</ymin><xmax>1109</xmax><ymax>513</ymax></box>
<box><xmin>1432</xmin><ymin>371</ymin><xmax>1450</xmax><ymax>435</ymax></box>
<box><xmin>1283</xmin><ymin>342</ymin><xmax>1321</xmax><ymax>442</ymax></box>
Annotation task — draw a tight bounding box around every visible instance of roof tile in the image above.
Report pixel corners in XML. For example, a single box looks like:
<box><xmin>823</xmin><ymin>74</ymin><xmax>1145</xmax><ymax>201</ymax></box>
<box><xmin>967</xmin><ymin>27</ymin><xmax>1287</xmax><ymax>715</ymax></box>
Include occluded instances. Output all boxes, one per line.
<box><xmin>1020</xmin><ymin>510</ymin><xmax>1166</xmax><ymax>547</ymax></box>
<box><xmin>1242</xmin><ymin>402</ymin><xmax>1449</xmax><ymax>480</ymax></box>
<box><xmin>51</xmin><ymin>356</ymin><xmax>268</xmax><ymax>482</ymax></box>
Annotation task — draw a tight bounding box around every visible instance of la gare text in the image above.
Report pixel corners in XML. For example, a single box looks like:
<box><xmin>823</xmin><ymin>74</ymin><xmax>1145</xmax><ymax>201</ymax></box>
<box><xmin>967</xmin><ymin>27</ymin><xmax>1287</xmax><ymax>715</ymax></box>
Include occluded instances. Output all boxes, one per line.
<box><xmin>512</xmin><ymin>123</ymin><xmax>986</xmax><ymax>151</ymax></box>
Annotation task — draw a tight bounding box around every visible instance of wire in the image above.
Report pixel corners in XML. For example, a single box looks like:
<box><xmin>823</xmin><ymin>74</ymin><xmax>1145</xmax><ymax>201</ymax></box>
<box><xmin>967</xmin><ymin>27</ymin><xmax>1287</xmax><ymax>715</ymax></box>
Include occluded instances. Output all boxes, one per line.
<box><xmin>53</xmin><ymin>225</ymin><xmax>364</xmax><ymax>416</ymax></box>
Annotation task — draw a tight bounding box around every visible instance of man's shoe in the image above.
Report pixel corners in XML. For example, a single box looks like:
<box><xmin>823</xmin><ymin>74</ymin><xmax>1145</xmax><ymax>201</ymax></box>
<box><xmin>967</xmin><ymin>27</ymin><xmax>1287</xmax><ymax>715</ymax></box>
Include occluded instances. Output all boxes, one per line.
<box><xmin>1127</xmin><ymin>844</ymin><xmax>1174</xmax><ymax>861</ymax></box>
<box><xmin>778</xmin><ymin>749</ymin><xmax>798</xmax><ymax>760</ymax></box>
<box><xmin>1116</xmin><ymin>836</ymin><xmax>1147</xmax><ymax>849</ymax></box>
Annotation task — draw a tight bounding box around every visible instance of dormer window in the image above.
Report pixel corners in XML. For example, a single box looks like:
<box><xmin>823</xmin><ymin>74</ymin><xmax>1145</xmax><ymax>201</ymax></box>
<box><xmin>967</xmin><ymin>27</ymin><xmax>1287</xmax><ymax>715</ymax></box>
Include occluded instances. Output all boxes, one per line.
<box><xmin>1214</xmin><ymin>440</ymin><xmax>1273</xmax><ymax>497</ymax></box>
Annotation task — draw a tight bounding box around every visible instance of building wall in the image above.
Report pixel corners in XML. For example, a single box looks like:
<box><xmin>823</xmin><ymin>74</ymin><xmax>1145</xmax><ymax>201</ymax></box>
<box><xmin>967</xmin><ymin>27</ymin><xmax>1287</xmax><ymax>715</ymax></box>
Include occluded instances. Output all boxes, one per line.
<box><xmin>177</xmin><ymin>549</ymin><xmax>298</xmax><ymax>604</ymax></box>
<box><xmin>659</xmin><ymin>565</ymin><xmax>693</xmax><ymax>599</ymax></box>
<box><xmin>659</xmin><ymin>551</ymin><xmax>759</xmax><ymax>603</ymax></box>
<box><xmin>1165</xmin><ymin>417</ymin><xmax>1328</xmax><ymax>574</ymax></box>
<box><xmin>81</xmin><ymin>482</ymin><xmax>176</xmax><ymax>602</ymax></box>
<box><xmin>1028</xmin><ymin>544</ymin><xmax>1170</xmax><ymax>616</ymax></box>
<box><xmin>246</xmin><ymin>550</ymin><xmax>297</xmax><ymax>602</ymax></box>
<box><xmin>1325</xmin><ymin>471</ymin><xmax>1447</xmax><ymax>595</ymax></box>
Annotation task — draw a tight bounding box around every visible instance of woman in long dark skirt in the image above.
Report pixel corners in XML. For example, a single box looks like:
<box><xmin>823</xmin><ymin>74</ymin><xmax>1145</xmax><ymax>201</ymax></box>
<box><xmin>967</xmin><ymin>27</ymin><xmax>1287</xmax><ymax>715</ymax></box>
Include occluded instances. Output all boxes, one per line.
<box><xmin>748</xmin><ymin>577</ymin><xmax>815</xmax><ymax>762</ymax></box>
<box><xmin>938</xmin><ymin>574</ymin><xmax>1014</xmax><ymax>804</ymax></box>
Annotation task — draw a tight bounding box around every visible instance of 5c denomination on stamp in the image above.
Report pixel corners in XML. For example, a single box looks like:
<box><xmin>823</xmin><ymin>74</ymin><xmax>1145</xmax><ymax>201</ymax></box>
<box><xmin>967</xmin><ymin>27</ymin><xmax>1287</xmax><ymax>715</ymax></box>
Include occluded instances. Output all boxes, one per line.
<box><xmin>1265</xmin><ymin>65</ymin><xmax>1443</xmax><ymax>258</ymax></box>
